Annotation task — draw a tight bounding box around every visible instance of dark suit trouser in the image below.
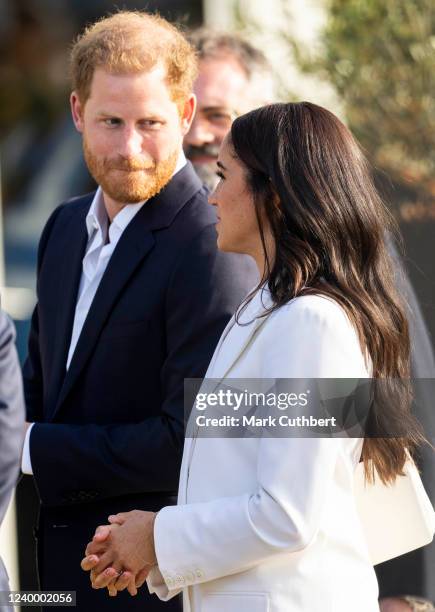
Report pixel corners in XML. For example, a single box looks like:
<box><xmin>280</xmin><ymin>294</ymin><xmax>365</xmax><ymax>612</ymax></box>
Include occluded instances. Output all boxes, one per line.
<box><xmin>37</xmin><ymin>502</ymin><xmax>182</xmax><ymax>612</ymax></box>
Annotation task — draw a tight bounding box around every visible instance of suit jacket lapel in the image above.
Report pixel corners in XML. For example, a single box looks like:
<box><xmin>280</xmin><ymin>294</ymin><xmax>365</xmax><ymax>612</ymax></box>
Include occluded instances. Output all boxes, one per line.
<box><xmin>54</xmin><ymin>227</ymin><xmax>156</xmax><ymax>415</ymax></box>
<box><xmin>180</xmin><ymin>288</ymin><xmax>273</xmax><ymax>501</ymax></box>
<box><xmin>48</xmin><ymin>198</ymin><xmax>89</xmax><ymax>414</ymax></box>
<box><xmin>53</xmin><ymin>163</ymin><xmax>203</xmax><ymax>417</ymax></box>
<box><xmin>207</xmin><ymin>287</ymin><xmax>273</xmax><ymax>382</ymax></box>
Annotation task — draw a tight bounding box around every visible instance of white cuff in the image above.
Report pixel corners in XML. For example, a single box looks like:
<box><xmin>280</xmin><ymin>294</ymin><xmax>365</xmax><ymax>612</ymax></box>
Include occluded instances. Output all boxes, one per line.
<box><xmin>21</xmin><ymin>423</ymin><xmax>34</xmax><ymax>475</ymax></box>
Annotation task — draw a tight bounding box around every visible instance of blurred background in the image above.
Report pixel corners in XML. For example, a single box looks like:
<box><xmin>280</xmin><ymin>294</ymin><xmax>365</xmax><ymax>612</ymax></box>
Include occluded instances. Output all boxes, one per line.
<box><xmin>0</xmin><ymin>0</ymin><xmax>434</xmax><ymax>600</ymax></box>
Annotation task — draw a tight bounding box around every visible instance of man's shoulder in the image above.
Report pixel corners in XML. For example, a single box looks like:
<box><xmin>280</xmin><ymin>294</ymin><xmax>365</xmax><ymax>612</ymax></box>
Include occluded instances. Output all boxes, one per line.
<box><xmin>37</xmin><ymin>192</ymin><xmax>94</xmax><ymax>255</ymax></box>
<box><xmin>42</xmin><ymin>191</ymin><xmax>94</xmax><ymax>235</ymax></box>
<box><xmin>175</xmin><ymin>185</ymin><xmax>217</xmax><ymax>229</ymax></box>
<box><xmin>55</xmin><ymin>191</ymin><xmax>95</xmax><ymax>218</ymax></box>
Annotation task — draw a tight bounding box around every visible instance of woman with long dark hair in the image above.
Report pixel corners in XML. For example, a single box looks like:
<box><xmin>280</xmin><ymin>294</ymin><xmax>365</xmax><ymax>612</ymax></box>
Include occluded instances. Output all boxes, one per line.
<box><xmin>84</xmin><ymin>102</ymin><xmax>424</xmax><ymax>611</ymax></box>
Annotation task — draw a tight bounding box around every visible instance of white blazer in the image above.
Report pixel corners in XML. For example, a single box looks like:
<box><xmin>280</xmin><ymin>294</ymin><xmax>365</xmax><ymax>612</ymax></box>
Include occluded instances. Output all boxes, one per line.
<box><xmin>147</xmin><ymin>288</ymin><xmax>380</xmax><ymax>612</ymax></box>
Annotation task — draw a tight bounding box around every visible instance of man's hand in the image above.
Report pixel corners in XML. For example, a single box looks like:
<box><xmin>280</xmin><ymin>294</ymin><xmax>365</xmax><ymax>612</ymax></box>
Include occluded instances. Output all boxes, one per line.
<box><xmin>379</xmin><ymin>598</ymin><xmax>412</xmax><ymax>612</ymax></box>
<box><xmin>81</xmin><ymin>510</ymin><xmax>157</xmax><ymax>596</ymax></box>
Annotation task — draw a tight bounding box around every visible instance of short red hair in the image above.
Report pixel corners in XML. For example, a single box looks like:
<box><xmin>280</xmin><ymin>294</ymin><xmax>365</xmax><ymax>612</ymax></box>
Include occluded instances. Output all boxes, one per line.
<box><xmin>70</xmin><ymin>11</ymin><xmax>198</xmax><ymax>106</ymax></box>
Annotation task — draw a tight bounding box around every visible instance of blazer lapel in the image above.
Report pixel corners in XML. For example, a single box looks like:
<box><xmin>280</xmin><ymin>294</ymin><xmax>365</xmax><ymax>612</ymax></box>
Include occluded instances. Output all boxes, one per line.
<box><xmin>181</xmin><ymin>288</ymin><xmax>274</xmax><ymax>499</ymax></box>
<box><xmin>177</xmin><ymin>437</ymin><xmax>192</xmax><ymax>505</ymax></box>
<box><xmin>47</xmin><ymin>198</ymin><xmax>89</xmax><ymax>414</ymax></box>
<box><xmin>53</xmin><ymin>163</ymin><xmax>203</xmax><ymax>417</ymax></box>
<box><xmin>207</xmin><ymin>287</ymin><xmax>273</xmax><ymax>381</ymax></box>
<box><xmin>54</xmin><ymin>217</ymin><xmax>155</xmax><ymax>416</ymax></box>
<box><xmin>183</xmin><ymin>288</ymin><xmax>271</xmax><ymax>435</ymax></box>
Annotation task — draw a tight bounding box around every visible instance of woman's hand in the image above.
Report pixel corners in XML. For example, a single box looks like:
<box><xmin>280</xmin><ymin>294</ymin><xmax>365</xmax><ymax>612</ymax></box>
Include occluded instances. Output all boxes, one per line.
<box><xmin>379</xmin><ymin>598</ymin><xmax>412</xmax><ymax>612</ymax></box>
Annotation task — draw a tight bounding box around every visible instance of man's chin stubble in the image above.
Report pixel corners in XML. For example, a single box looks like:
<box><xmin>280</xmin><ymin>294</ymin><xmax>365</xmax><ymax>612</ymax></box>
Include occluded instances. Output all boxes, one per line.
<box><xmin>101</xmin><ymin>179</ymin><xmax>163</xmax><ymax>204</ymax></box>
<box><xmin>90</xmin><ymin>154</ymin><xmax>178</xmax><ymax>203</ymax></box>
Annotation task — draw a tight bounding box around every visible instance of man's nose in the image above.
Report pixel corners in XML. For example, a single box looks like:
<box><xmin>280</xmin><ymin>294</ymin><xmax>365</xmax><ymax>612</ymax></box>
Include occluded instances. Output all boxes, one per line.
<box><xmin>119</xmin><ymin>127</ymin><xmax>143</xmax><ymax>157</ymax></box>
<box><xmin>184</xmin><ymin>117</ymin><xmax>215</xmax><ymax>147</ymax></box>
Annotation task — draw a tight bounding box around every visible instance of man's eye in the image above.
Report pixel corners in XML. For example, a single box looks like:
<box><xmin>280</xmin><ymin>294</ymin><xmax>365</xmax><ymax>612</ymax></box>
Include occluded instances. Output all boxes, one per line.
<box><xmin>206</xmin><ymin>110</ymin><xmax>236</xmax><ymax>127</ymax></box>
<box><xmin>103</xmin><ymin>118</ymin><xmax>121</xmax><ymax>127</ymax></box>
<box><xmin>210</xmin><ymin>112</ymin><xmax>229</xmax><ymax>119</ymax></box>
<box><xmin>140</xmin><ymin>120</ymin><xmax>162</xmax><ymax>128</ymax></box>
<box><xmin>208</xmin><ymin>113</ymin><xmax>232</xmax><ymax>123</ymax></box>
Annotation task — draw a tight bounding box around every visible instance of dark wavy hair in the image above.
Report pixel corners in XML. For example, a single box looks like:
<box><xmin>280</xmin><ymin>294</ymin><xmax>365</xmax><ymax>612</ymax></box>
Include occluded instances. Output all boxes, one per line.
<box><xmin>230</xmin><ymin>102</ymin><xmax>423</xmax><ymax>483</ymax></box>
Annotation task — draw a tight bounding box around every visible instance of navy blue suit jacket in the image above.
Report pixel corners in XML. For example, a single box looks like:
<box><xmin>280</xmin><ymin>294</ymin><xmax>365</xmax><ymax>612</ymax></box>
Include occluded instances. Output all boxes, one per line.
<box><xmin>23</xmin><ymin>163</ymin><xmax>258</xmax><ymax>609</ymax></box>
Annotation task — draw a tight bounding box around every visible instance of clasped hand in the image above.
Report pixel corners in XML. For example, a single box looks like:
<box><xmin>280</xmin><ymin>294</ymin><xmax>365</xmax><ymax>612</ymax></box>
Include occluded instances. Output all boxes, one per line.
<box><xmin>81</xmin><ymin>510</ymin><xmax>157</xmax><ymax>597</ymax></box>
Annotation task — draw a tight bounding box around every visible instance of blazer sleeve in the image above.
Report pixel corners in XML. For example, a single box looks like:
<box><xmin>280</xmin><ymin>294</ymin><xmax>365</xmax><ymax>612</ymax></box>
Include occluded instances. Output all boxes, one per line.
<box><xmin>29</xmin><ymin>224</ymin><xmax>257</xmax><ymax>506</ymax></box>
<box><xmin>0</xmin><ymin>311</ymin><xmax>25</xmax><ymax>526</ymax></box>
<box><xmin>149</xmin><ymin>298</ymin><xmax>365</xmax><ymax>596</ymax></box>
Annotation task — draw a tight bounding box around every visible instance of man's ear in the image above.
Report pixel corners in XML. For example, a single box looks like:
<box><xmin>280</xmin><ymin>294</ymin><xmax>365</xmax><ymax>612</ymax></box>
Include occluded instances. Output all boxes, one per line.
<box><xmin>179</xmin><ymin>94</ymin><xmax>196</xmax><ymax>136</ymax></box>
<box><xmin>70</xmin><ymin>91</ymin><xmax>85</xmax><ymax>132</ymax></box>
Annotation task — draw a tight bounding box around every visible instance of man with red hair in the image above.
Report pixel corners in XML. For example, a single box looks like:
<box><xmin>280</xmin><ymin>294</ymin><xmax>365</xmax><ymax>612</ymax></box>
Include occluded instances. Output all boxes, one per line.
<box><xmin>22</xmin><ymin>11</ymin><xmax>256</xmax><ymax>611</ymax></box>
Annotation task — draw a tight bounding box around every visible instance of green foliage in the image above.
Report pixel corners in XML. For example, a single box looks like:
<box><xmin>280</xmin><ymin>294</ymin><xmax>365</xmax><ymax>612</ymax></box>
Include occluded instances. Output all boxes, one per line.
<box><xmin>293</xmin><ymin>0</ymin><xmax>435</xmax><ymax>207</ymax></box>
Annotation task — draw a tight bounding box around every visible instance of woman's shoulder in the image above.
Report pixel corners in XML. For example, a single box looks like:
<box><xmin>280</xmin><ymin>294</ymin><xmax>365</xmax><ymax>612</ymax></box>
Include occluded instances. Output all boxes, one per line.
<box><xmin>274</xmin><ymin>293</ymin><xmax>354</xmax><ymax>330</ymax></box>
<box><xmin>261</xmin><ymin>293</ymin><xmax>369</xmax><ymax>378</ymax></box>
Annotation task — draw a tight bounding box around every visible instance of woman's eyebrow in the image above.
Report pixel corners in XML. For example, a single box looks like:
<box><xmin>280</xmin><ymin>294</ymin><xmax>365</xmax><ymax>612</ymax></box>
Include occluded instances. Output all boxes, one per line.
<box><xmin>216</xmin><ymin>161</ymin><xmax>227</xmax><ymax>171</ymax></box>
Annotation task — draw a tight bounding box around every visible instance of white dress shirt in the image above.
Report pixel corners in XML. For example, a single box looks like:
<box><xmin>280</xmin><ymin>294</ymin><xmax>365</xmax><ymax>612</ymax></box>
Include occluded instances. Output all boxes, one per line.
<box><xmin>22</xmin><ymin>153</ymin><xmax>187</xmax><ymax>475</ymax></box>
<box><xmin>66</xmin><ymin>191</ymin><xmax>147</xmax><ymax>370</ymax></box>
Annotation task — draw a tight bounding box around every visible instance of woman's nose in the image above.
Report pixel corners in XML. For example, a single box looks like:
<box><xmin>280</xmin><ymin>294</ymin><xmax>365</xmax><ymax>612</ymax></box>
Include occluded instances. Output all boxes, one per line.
<box><xmin>208</xmin><ymin>189</ymin><xmax>218</xmax><ymax>206</ymax></box>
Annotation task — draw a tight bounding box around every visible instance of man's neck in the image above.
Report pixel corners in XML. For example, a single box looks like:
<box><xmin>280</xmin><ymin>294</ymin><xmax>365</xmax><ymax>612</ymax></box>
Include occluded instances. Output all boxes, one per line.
<box><xmin>102</xmin><ymin>195</ymin><xmax>131</xmax><ymax>224</ymax></box>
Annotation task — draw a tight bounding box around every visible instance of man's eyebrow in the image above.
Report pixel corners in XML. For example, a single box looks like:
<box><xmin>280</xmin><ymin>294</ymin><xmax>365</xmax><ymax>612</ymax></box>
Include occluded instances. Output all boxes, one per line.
<box><xmin>202</xmin><ymin>106</ymin><xmax>237</xmax><ymax>117</ymax></box>
<box><xmin>216</xmin><ymin>161</ymin><xmax>227</xmax><ymax>171</ymax></box>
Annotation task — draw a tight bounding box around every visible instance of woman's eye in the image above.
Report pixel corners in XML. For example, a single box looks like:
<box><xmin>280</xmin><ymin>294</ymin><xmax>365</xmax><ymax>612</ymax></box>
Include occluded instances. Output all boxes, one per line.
<box><xmin>216</xmin><ymin>171</ymin><xmax>225</xmax><ymax>180</ymax></box>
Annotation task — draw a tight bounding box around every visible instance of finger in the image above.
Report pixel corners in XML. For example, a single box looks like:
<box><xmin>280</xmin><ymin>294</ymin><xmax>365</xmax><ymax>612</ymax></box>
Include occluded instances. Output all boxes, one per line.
<box><xmin>114</xmin><ymin>571</ymin><xmax>133</xmax><ymax>593</ymax></box>
<box><xmin>93</xmin><ymin>566</ymin><xmax>121</xmax><ymax>590</ymax></box>
<box><xmin>127</xmin><ymin>577</ymin><xmax>138</xmax><ymax>597</ymax></box>
<box><xmin>93</xmin><ymin>525</ymin><xmax>112</xmax><ymax>542</ymax></box>
<box><xmin>108</xmin><ymin>512</ymin><xmax>128</xmax><ymax>524</ymax></box>
<box><xmin>107</xmin><ymin>584</ymin><xmax>118</xmax><ymax>597</ymax></box>
<box><xmin>81</xmin><ymin>555</ymin><xmax>99</xmax><ymax>571</ymax></box>
<box><xmin>85</xmin><ymin>539</ymin><xmax>107</xmax><ymax>556</ymax></box>
<box><xmin>89</xmin><ymin>551</ymin><xmax>117</xmax><ymax>579</ymax></box>
<box><xmin>135</xmin><ymin>566</ymin><xmax>150</xmax><ymax>589</ymax></box>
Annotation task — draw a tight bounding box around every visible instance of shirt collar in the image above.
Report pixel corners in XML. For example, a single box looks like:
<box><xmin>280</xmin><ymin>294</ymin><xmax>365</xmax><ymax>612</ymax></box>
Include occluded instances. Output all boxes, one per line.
<box><xmin>173</xmin><ymin>149</ymin><xmax>187</xmax><ymax>175</ymax></box>
<box><xmin>86</xmin><ymin>149</ymin><xmax>187</xmax><ymax>241</ymax></box>
<box><xmin>85</xmin><ymin>189</ymin><xmax>108</xmax><ymax>241</ymax></box>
